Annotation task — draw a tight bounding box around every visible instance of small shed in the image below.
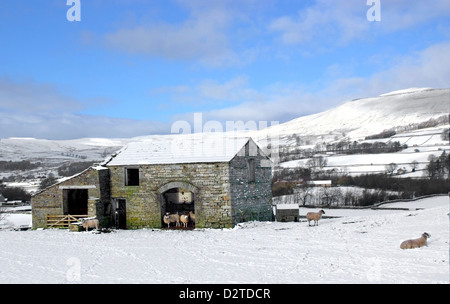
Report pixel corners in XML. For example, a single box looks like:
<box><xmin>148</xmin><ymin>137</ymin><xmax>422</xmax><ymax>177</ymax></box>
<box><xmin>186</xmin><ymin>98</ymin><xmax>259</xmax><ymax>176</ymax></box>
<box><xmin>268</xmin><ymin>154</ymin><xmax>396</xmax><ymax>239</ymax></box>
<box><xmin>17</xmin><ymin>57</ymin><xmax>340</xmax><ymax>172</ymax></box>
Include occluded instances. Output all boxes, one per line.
<box><xmin>275</xmin><ymin>204</ymin><xmax>300</xmax><ymax>222</ymax></box>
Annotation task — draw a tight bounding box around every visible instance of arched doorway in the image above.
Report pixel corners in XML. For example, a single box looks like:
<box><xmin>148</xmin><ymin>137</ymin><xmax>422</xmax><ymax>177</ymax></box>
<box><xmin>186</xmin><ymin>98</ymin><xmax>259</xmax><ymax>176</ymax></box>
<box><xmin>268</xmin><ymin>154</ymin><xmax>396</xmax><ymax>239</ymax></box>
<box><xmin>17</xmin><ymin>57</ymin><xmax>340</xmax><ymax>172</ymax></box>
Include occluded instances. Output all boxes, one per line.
<box><xmin>157</xmin><ymin>182</ymin><xmax>198</xmax><ymax>228</ymax></box>
<box><xmin>163</xmin><ymin>188</ymin><xmax>194</xmax><ymax>214</ymax></box>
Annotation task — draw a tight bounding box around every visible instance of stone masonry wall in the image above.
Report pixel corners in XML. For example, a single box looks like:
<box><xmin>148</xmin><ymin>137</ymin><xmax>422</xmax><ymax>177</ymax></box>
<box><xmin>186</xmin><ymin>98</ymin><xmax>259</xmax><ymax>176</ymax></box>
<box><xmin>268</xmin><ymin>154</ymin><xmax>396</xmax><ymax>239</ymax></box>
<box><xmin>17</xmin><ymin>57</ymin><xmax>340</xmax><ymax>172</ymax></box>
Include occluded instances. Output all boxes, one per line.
<box><xmin>31</xmin><ymin>167</ymin><xmax>109</xmax><ymax>229</ymax></box>
<box><xmin>229</xmin><ymin>141</ymin><xmax>273</xmax><ymax>225</ymax></box>
<box><xmin>109</xmin><ymin>162</ymin><xmax>233</xmax><ymax>229</ymax></box>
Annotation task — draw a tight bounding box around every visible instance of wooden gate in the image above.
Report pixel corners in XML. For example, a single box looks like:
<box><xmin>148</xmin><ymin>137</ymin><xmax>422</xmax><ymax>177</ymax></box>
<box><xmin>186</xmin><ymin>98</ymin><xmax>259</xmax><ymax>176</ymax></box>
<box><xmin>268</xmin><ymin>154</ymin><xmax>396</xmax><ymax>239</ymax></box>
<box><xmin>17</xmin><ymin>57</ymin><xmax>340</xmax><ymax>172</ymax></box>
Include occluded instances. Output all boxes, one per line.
<box><xmin>46</xmin><ymin>214</ymin><xmax>88</xmax><ymax>228</ymax></box>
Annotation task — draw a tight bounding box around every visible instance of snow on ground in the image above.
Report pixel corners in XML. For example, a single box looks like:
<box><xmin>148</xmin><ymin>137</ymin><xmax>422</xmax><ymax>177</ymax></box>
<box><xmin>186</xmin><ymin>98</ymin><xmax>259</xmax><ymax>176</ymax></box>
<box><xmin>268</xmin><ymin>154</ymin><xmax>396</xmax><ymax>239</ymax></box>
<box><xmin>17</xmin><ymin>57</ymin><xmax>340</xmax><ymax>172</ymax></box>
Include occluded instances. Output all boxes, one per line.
<box><xmin>0</xmin><ymin>196</ymin><xmax>448</xmax><ymax>284</ymax></box>
<box><xmin>280</xmin><ymin>143</ymin><xmax>449</xmax><ymax>176</ymax></box>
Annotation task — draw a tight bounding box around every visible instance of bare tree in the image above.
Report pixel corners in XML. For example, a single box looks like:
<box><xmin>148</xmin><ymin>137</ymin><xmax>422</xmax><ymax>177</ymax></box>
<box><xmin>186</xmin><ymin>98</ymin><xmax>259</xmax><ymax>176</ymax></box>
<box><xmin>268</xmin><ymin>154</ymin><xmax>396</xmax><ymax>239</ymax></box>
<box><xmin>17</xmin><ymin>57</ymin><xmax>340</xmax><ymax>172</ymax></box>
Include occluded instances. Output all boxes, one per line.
<box><xmin>294</xmin><ymin>183</ymin><xmax>313</xmax><ymax>206</ymax></box>
<box><xmin>0</xmin><ymin>204</ymin><xmax>6</xmax><ymax>223</ymax></box>
<box><xmin>343</xmin><ymin>189</ymin><xmax>358</xmax><ymax>206</ymax></box>
<box><xmin>410</xmin><ymin>160</ymin><xmax>419</xmax><ymax>172</ymax></box>
<box><xmin>320</xmin><ymin>187</ymin><xmax>343</xmax><ymax>207</ymax></box>
<box><xmin>385</xmin><ymin>163</ymin><xmax>398</xmax><ymax>175</ymax></box>
<box><xmin>307</xmin><ymin>156</ymin><xmax>328</xmax><ymax>171</ymax></box>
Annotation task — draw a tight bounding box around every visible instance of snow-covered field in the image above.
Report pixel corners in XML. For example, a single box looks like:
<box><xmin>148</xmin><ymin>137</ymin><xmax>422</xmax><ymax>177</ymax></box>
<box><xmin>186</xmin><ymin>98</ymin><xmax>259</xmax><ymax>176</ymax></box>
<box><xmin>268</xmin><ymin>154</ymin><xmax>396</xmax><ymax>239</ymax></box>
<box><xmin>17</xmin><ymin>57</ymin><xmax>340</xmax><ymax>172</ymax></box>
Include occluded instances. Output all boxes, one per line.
<box><xmin>0</xmin><ymin>196</ymin><xmax>448</xmax><ymax>284</ymax></box>
<box><xmin>279</xmin><ymin>125</ymin><xmax>449</xmax><ymax>176</ymax></box>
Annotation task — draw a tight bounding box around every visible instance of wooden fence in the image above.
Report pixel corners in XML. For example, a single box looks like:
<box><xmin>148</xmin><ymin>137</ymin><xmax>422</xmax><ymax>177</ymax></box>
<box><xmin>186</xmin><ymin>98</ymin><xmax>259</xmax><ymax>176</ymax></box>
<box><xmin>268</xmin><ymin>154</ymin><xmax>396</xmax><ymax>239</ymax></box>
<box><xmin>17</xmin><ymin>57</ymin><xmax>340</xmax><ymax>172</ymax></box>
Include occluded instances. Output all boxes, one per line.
<box><xmin>46</xmin><ymin>214</ymin><xmax>88</xmax><ymax>228</ymax></box>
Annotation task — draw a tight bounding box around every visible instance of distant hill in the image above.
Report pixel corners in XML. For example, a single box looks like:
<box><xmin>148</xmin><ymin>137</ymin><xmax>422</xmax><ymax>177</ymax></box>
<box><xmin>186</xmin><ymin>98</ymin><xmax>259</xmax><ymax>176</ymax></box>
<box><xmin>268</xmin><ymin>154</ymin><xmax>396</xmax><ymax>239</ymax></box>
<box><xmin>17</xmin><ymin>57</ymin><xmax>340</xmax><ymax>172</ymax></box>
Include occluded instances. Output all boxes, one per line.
<box><xmin>0</xmin><ymin>88</ymin><xmax>448</xmax><ymax>182</ymax></box>
<box><xmin>252</xmin><ymin>87</ymin><xmax>449</xmax><ymax>144</ymax></box>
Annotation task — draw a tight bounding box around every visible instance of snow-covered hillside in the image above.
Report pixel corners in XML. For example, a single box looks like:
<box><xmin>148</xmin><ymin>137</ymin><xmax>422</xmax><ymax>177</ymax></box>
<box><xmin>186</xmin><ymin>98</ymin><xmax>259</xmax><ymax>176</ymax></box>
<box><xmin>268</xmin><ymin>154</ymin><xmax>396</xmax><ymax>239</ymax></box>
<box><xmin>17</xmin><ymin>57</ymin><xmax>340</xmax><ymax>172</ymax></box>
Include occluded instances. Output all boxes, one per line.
<box><xmin>0</xmin><ymin>196</ymin><xmax>448</xmax><ymax>284</ymax></box>
<box><xmin>0</xmin><ymin>88</ymin><xmax>448</xmax><ymax>181</ymax></box>
<box><xmin>280</xmin><ymin>125</ymin><xmax>449</xmax><ymax>176</ymax></box>
<box><xmin>254</xmin><ymin>88</ymin><xmax>449</xmax><ymax>142</ymax></box>
<box><xmin>0</xmin><ymin>137</ymin><xmax>126</xmax><ymax>163</ymax></box>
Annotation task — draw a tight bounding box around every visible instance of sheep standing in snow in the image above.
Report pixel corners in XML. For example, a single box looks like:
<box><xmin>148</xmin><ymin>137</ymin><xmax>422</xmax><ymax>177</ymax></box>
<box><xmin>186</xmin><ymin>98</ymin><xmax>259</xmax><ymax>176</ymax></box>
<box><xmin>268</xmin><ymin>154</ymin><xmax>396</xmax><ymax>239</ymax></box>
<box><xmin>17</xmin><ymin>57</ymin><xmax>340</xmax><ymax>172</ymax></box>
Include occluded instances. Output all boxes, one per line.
<box><xmin>180</xmin><ymin>214</ymin><xmax>189</xmax><ymax>228</ymax></box>
<box><xmin>163</xmin><ymin>212</ymin><xmax>180</xmax><ymax>228</ymax></box>
<box><xmin>400</xmin><ymin>232</ymin><xmax>431</xmax><ymax>249</ymax></box>
<box><xmin>306</xmin><ymin>210</ymin><xmax>325</xmax><ymax>226</ymax></box>
<box><xmin>81</xmin><ymin>218</ymin><xmax>99</xmax><ymax>231</ymax></box>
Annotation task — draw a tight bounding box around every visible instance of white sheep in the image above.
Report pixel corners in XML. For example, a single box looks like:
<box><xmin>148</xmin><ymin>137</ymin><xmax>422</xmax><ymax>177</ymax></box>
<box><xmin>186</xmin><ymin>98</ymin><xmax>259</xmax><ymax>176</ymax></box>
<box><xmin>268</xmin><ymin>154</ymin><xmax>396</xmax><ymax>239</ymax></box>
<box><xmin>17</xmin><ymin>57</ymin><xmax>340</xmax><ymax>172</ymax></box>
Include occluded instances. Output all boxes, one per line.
<box><xmin>81</xmin><ymin>218</ymin><xmax>99</xmax><ymax>231</ymax></box>
<box><xmin>400</xmin><ymin>232</ymin><xmax>431</xmax><ymax>249</ymax></box>
<box><xmin>163</xmin><ymin>212</ymin><xmax>180</xmax><ymax>228</ymax></box>
<box><xmin>180</xmin><ymin>214</ymin><xmax>189</xmax><ymax>228</ymax></box>
<box><xmin>306</xmin><ymin>210</ymin><xmax>325</xmax><ymax>226</ymax></box>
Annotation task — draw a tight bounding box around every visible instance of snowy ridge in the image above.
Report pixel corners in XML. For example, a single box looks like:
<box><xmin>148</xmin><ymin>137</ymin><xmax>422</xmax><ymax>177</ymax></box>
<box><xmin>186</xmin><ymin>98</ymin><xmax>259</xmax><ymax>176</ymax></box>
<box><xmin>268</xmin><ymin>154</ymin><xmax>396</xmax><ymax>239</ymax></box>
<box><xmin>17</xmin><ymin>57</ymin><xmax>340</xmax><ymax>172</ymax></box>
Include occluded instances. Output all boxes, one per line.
<box><xmin>0</xmin><ymin>88</ymin><xmax>448</xmax><ymax>174</ymax></box>
<box><xmin>254</xmin><ymin>88</ymin><xmax>449</xmax><ymax>142</ymax></box>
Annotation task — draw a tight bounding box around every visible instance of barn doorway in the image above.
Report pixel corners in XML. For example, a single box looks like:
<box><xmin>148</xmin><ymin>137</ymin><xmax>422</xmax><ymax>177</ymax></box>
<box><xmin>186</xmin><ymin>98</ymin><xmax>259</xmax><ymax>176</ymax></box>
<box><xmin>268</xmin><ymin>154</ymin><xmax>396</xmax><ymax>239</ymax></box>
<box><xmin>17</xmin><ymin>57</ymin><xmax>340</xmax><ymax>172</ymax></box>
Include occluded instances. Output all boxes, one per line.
<box><xmin>161</xmin><ymin>188</ymin><xmax>195</xmax><ymax>228</ymax></box>
<box><xmin>63</xmin><ymin>189</ymin><xmax>88</xmax><ymax>215</ymax></box>
<box><xmin>163</xmin><ymin>188</ymin><xmax>194</xmax><ymax>213</ymax></box>
<box><xmin>158</xmin><ymin>182</ymin><xmax>198</xmax><ymax>229</ymax></box>
<box><xmin>112</xmin><ymin>198</ymin><xmax>127</xmax><ymax>229</ymax></box>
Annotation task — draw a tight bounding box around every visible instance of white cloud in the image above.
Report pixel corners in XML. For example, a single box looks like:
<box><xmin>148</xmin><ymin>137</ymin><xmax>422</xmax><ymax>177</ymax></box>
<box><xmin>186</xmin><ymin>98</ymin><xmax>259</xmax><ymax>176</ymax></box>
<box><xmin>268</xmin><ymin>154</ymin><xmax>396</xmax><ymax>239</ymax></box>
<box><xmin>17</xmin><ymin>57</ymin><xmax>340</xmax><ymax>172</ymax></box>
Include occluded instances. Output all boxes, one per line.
<box><xmin>198</xmin><ymin>75</ymin><xmax>256</xmax><ymax>101</ymax></box>
<box><xmin>174</xmin><ymin>41</ymin><xmax>450</xmax><ymax>126</ymax></box>
<box><xmin>325</xmin><ymin>41</ymin><xmax>450</xmax><ymax>98</ymax></box>
<box><xmin>268</xmin><ymin>0</ymin><xmax>369</xmax><ymax>46</ymax></box>
<box><xmin>103</xmin><ymin>3</ymin><xmax>239</xmax><ymax>67</ymax></box>
<box><xmin>0</xmin><ymin>110</ymin><xmax>170</xmax><ymax>140</ymax></box>
<box><xmin>269</xmin><ymin>0</ymin><xmax>450</xmax><ymax>47</ymax></box>
<box><xmin>0</xmin><ymin>77</ymin><xmax>82</xmax><ymax>113</ymax></box>
<box><xmin>0</xmin><ymin>77</ymin><xmax>169</xmax><ymax>139</ymax></box>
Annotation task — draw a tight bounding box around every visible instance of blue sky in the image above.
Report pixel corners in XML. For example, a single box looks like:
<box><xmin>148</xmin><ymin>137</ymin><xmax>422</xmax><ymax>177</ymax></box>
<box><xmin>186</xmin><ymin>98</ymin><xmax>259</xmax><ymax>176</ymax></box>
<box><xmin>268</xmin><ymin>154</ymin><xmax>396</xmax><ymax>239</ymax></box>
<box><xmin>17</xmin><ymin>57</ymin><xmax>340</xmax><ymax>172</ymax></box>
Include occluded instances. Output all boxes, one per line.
<box><xmin>0</xmin><ymin>0</ymin><xmax>449</xmax><ymax>139</ymax></box>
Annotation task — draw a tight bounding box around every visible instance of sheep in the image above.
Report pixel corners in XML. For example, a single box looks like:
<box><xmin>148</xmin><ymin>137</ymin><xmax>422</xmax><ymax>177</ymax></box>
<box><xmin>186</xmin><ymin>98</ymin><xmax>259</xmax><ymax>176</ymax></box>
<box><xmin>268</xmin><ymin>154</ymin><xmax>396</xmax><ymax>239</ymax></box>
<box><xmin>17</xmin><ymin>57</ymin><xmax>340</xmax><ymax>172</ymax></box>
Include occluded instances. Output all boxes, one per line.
<box><xmin>400</xmin><ymin>232</ymin><xmax>431</xmax><ymax>249</ymax></box>
<box><xmin>180</xmin><ymin>214</ymin><xmax>189</xmax><ymax>228</ymax></box>
<box><xmin>306</xmin><ymin>210</ymin><xmax>325</xmax><ymax>226</ymax></box>
<box><xmin>81</xmin><ymin>218</ymin><xmax>99</xmax><ymax>231</ymax></box>
<box><xmin>189</xmin><ymin>211</ymin><xmax>196</xmax><ymax>225</ymax></box>
<box><xmin>163</xmin><ymin>212</ymin><xmax>180</xmax><ymax>228</ymax></box>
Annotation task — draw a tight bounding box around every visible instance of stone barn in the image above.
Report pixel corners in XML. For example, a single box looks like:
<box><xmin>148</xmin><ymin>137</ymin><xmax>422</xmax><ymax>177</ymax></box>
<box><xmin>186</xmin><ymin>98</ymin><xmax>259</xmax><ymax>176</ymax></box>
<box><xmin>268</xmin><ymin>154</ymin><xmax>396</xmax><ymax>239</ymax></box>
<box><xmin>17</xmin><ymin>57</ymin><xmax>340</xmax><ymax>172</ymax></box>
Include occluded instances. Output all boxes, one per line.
<box><xmin>32</xmin><ymin>136</ymin><xmax>273</xmax><ymax>229</ymax></box>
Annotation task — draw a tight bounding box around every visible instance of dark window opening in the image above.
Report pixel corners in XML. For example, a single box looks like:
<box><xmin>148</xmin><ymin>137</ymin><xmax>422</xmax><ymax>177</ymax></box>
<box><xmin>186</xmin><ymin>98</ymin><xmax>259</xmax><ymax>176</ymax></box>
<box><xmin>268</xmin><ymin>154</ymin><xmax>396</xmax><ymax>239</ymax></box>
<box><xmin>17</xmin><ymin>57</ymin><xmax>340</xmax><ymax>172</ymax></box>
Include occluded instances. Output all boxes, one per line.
<box><xmin>64</xmin><ymin>189</ymin><xmax>88</xmax><ymax>215</ymax></box>
<box><xmin>248</xmin><ymin>159</ymin><xmax>256</xmax><ymax>182</ymax></box>
<box><xmin>126</xmin><ymin>168</ymin><xmax>139</xmax><ymax>186</ymax></box>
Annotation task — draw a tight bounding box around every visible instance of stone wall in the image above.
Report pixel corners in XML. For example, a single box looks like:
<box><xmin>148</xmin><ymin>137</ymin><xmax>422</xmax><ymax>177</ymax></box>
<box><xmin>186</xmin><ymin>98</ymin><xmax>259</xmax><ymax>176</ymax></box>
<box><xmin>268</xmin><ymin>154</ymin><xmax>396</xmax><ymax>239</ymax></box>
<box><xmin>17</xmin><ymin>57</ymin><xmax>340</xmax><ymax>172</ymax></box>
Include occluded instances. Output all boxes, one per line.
<box><xmin>276</xmin><ymin>209</ymin><xmax>300</xmax><ymax>222</ymax></box>
<box><xmin>109</xmin><ymin>162</ymin><xmax>233</xmax><ymax>229</ymax></box>
<box><xmin>31</xmin><ymin>167</ymin><xmax>110</xmax><ymax>229</ymax></box>
<box><xmin>229</xmin><ymin>140</ymin><xmax>273</xmax><ymax>225</ymax></box>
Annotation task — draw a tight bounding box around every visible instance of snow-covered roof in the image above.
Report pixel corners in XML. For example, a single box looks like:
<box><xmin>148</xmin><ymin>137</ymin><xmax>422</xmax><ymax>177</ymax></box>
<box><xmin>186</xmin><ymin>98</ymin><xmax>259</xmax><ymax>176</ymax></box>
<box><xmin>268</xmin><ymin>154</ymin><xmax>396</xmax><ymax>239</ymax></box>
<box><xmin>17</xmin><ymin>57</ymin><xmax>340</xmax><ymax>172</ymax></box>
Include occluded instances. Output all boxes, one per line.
<box><xmin>105</xmin><ymin>134</ymin><xmax>256</xmax><ymax>166</ymax></box>
<box><xmin>307</xmin><ymin>180</ymin><xmax>332</xmax><ymax>185</ymax></box>
<box><xmin>276</xmin><ymin>204</ymin><xmax>299</xmax><ymax>210</ymax></box>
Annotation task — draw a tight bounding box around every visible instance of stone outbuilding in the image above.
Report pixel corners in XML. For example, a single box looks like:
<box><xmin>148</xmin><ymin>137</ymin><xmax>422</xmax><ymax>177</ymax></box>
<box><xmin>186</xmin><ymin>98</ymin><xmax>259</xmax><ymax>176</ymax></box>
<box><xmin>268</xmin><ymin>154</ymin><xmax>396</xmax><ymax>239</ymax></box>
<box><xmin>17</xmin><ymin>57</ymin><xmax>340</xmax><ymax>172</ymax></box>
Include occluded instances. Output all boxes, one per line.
<box><xmin>275</xmin><ymin>204</ymin><xmax>300</xmax><ymax>222</ymax></box>
<box><xmin>32</xmin><ymin>135</ymin><xmax>273</xmax><ymax>229</ymax></box>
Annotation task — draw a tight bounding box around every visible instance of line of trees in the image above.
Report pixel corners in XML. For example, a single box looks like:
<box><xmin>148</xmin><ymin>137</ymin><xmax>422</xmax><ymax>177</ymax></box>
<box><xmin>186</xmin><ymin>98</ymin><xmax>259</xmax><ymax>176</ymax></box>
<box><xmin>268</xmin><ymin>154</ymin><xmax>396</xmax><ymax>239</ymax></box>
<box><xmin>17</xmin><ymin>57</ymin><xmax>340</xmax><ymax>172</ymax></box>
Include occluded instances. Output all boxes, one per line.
<box><xmin>278</xmin><ymin>140</ymin><xmax>407</xmax><ymax>163</ymax></box>
<box><xmin>57</xmin><ymin>161</ymin><xmax>95</xmax><ymax>177</ymax></box>
<box><xmin>0</xmin><ymin>160</ymin><xmax>41</xmax><ymax>171</ymax></box>
<box><xmin>0</xmin><ymin>182</ymin><xmax>31</xmax><ymax>202</ymax></box>
<box><xmin>423</xmin><ymin>151</ymin><xmax>449</xmax><ymax>179</ymax></box>
<box><xmin>325</xmin><ymin>141</ymin><xmax>407</xmax><ymax>155</ymax></box>
<box><xmin>275</xmin><ymin>173</ymin><xmax>449</xmax><ymax>207</ymax></box>
<box><xmin>273</xmin><ymin>150</ymin><xmax>450</xmax><ymax>206</ymax></box>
